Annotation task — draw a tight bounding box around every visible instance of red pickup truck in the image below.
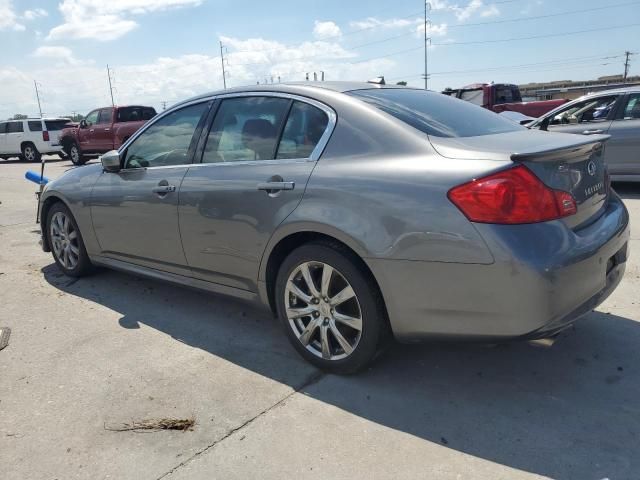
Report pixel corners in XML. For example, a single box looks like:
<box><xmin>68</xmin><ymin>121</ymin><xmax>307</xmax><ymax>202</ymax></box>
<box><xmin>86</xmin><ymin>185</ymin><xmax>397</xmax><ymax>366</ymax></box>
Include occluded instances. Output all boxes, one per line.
<box><xmin>442</xmin><ymin>83</ymin><xmax>568</xmax><ymax>118</ymax></box>
<box><xmin>60</xmin><ymin>105</ymin><xmax>156</xmax><ymax>165</ymax></box>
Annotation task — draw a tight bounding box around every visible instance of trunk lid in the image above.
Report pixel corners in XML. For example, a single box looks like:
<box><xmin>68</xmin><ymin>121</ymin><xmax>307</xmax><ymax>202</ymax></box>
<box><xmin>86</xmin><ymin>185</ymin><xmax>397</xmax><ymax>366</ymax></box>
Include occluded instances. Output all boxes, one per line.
<box><xmin>430</xmin><ymin>130</ymin><xmax>610</xmax><ymax>228</ymax></box>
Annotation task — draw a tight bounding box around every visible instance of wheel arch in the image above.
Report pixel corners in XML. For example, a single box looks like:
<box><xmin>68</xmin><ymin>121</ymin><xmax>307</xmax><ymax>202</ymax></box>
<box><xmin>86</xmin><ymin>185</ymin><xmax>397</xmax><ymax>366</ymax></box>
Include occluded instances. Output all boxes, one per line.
<box><xmin>39</xmin><ymin>194</ymin><xmax>70</xmax><ymax>252</ymax></box>
<box><xmin>261</xmin><ymin>229</ymin><xmax>389</xmax><ymax>330</ymax></box>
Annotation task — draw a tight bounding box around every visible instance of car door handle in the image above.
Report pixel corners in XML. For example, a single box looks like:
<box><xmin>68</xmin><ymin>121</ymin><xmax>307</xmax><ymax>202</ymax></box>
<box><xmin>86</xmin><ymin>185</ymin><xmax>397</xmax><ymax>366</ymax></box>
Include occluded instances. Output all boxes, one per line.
<box><xmin>257</xmin><ymin>181</ymin><xmax>295</xmax><ymax>191</ymax></box>
<box><xmin>89</xmin><ymin>129</ymin><xmax>95</xmax><ymax>133</ymax></box>
<box><xmin>104</xmin><ymin>128</ymin><xmax>110</xmax><ymax>132</ymax></box>
<box><xmin>152</xmin><ymin>185</ymin><xmax>176</xmax><ymax>194</ymax></box>
<box><xmin>582</xmin><ymin>129</ymin><xmax>604</xmax><ymax>135</ymax></box>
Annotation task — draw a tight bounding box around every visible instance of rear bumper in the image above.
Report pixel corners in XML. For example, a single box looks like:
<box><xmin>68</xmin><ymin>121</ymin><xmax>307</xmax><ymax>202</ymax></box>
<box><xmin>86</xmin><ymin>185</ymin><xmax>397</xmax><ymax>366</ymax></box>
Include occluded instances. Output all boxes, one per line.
<box><xmin>367</xmin><ymin>194</ymin><xmax>630</xmax><ymax>342</ymax></box>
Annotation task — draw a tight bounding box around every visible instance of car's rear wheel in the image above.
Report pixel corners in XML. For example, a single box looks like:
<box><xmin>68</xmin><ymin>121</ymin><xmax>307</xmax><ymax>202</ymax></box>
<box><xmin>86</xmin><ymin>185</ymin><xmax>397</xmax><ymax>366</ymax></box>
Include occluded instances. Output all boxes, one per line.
<box><xmin>21</xmin><ymin>142</ymin><xmax>41</xmax><ymax>162</ymax></box>
<box><xmin>47</xmin><ymin>202</ymin><xmax>92</xmax><ymax>277</ymax></box>
<box><xmin>275</xmin><ymin>242</ymin><xmax>385</xmax><ymax>374</ymax></box>
<box><xmin>68</xmin><ymin>142</ymin><xmax>86</xmax><ymax>166</ymax></box>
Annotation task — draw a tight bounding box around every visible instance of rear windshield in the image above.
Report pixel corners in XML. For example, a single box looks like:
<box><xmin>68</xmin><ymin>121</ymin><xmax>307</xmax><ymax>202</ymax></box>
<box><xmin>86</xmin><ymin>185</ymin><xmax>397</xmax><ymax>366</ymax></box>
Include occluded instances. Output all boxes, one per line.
<box><xmin>117</xmin><ymin>107</ymin><xmax>157</xmax><ymax>122</ymax></box>
<box><xmin>348</xmin><ymin>89</ymin><xmax>523</xmax><ymax>138</ymax></box>
<box><xmin>45</xmin><ymin>120</ymin><xmax>69</xmax><ymax>131</ymax></box>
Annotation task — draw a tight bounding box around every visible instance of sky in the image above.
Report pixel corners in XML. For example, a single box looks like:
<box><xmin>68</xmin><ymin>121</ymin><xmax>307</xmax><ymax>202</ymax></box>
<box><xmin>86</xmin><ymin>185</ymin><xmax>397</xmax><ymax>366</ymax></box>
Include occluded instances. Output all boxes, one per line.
<box><xmin>0</xmin><ymin>0</ymin><xmax>638</xmax><ymax>119</ymax></box>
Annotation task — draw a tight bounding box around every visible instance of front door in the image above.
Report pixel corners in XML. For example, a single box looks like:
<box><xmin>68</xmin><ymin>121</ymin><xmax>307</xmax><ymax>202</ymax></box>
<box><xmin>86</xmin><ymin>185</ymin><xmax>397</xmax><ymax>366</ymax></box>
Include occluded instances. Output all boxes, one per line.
<box><xmin>179</xmin><ymin>95</ymin><xmax>333</xmax><ymax>292</ymax></box>
<box><xmin>90</xmin><ymin>108</ymin><xmax>115</xmax><ymax>151</ymax></box>
<box><xmin>547</xmin><ymin>94</ymin><xmax>619</xmax><ymax>136</ymax></box>
<box><xmin>605</xmin><ymin>92</ymin><xmax>640</xmax><ymax>177</ymax></box>
<box><xmin>79</xmin><ymin>110</ymin><xmax>99</xmax><ymax>150</ymax></box>
<box><xmin>90</xmin><ymin>101</ymin><xmax>211</xmax><ymax>275</ymax></box>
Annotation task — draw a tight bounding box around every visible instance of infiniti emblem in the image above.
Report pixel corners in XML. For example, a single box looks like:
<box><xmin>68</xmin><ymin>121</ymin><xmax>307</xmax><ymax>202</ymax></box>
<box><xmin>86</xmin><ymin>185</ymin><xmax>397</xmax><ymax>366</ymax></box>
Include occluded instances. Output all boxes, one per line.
<box><xmin>587</xmin><ymin>160</ymin><xmax>597</xmax><ymax>176</ymax></box>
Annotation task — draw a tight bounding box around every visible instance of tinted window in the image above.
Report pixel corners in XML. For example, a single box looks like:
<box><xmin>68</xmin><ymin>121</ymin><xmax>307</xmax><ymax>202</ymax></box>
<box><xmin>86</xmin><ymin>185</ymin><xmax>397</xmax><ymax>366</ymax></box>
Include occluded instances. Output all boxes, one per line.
<box><xmin>117</xmin><ymin>106</ymin><xmax>157</xmax><ymax>122</ymax></box>
<box><xmin>547</xmin><ymin>95</ymin><xmax>617</xmax><ymax>125</ymax></box>
<box><xmin>85</xmin><ymin>110</ymin><xmax>99</xmax><ymax>126</ymax></box>
<box><xmin>494</xmin><ymin>86</ymin><xmax>521</xmax><ymax>104</ymax></box>
<box><xmin>28</xmin><ymin>121</ymin><xmax>43</xmax><ymax>132</ymax></box>
<box><xmin>124</xmin><ymin>102</ymin><xmax>208</xmax><ymax>169</ymax></box>
<box><xmin>277</xmin><ymin>101</ymin><xmax>329</xmax><ymax>159</ymax></box>
<box><xmin>622</xmin><ymin>94</ymin><xmax>640</xmax><ymax>119</ymax></box>
<box><xmin>0</xmin><ymin>123</ymin><xmax>7</xmax><ymax>134</ymax></box>
<box><xmin>45</xmin><ymin>120</ymin><xmax>70</xmax><ymax>131</ymax></box>
<box><xmin>202</xmin><ymin>96</ymin><xmax>290</xmax><ymax>163</ymax></box>
<box><xmin>7</xmin><ymin>122</ymin><xmax>24</xmax><ymax>133</ymax></box>
<box><xmin>97</xmin><ymin>109</ymin><xmax>112</xmax><ymax>124</ymax></box>
<box><xmin>349</xmin><ymin>89</ymin><xmax>522</xmax><ymax>138</ymax></box>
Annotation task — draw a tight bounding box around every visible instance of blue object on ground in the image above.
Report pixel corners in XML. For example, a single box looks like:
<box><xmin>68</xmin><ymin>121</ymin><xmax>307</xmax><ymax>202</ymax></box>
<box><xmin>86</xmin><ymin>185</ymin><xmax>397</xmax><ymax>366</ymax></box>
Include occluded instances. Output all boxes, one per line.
<box><xmin>25</xmin><ymin>171</ymin><xmax>49</xmax><ymax>185</ymax></box>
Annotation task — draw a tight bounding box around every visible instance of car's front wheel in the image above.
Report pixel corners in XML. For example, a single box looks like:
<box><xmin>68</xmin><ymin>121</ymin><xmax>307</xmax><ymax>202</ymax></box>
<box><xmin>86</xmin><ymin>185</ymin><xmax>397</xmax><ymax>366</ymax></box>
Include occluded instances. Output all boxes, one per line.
<box><xmin>275</xmin><ymin>242</ymin><xmax>386</xmax><ymax>374</ymax></box>
<box><xmin>46</xmin><ymin>202</ymin><xmax>93</xmax><ymax>277</ymax></box>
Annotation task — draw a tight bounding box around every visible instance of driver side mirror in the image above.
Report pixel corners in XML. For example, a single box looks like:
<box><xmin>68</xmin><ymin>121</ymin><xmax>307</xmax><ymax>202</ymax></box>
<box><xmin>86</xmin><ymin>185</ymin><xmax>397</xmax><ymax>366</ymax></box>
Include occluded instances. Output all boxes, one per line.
<box><xmin>79</xmin><ymin>119</ymin><xmax>87</xmax><ymax>129</ymax></box>
<box><xmin>101</xmin><ymin>150</ymin><xmax>121</xmax><ymax>172</ymax></box>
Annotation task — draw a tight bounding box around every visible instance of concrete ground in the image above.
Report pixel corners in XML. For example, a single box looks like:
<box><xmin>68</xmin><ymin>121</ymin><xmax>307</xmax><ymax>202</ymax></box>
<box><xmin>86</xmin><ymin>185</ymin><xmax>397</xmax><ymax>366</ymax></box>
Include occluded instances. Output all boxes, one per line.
<box><xmin>1</xmin><ymin>156</ymin><xmax>639</xmax><ymax>480</ymax></box>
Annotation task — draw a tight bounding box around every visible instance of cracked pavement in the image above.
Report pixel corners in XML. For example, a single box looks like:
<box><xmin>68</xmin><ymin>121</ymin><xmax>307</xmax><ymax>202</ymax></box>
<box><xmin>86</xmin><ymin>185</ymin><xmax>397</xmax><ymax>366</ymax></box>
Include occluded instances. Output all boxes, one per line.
<box><xmin>1</xmin><ymin>157</ymin><xmax>639</xmax><ymax>479</ymax></box>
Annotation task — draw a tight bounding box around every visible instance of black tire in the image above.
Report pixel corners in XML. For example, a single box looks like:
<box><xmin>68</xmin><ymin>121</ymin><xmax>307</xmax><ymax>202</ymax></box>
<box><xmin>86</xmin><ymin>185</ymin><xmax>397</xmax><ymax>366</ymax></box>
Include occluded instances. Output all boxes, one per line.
<box><xmin>46</xmin><ymin>202</ymin><xmax>93</xmax><ymax>277</ymax></box>
<box><xmin>275</xmin><ymin>241</ymin><xmax>386</xmax><ymax>374</ymax></box>
<box><xmin>21</xmin><ymin>142</ymin><xmax>41</xmax><ymax>162</ymax></box>
<box><xmin>67</xmin><ymin>141</ymin><xmax>86</xmax><ymax>166</ymax></box>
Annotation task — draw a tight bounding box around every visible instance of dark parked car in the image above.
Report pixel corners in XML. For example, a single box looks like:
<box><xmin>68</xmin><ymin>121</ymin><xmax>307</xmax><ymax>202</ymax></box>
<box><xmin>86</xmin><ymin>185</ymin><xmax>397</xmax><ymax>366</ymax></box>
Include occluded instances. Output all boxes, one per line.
<box><xmin>38</xmin><ymin>83</ymin><xmax>629</xmax><ymax>373</ymax></box>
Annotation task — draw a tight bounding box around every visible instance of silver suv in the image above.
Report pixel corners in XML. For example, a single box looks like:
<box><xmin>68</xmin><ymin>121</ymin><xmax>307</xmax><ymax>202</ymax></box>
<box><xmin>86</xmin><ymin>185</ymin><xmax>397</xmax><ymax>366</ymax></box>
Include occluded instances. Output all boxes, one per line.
<box><xmin>0</xmin><ymin>118</ymin><xmax>70</xmax><ymax>162</ymax></box>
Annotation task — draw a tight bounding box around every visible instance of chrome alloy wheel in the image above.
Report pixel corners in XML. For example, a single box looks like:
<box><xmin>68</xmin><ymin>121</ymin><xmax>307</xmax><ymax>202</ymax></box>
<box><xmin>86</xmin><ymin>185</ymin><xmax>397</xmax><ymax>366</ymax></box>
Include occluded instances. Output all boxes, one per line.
<box><xmin>23</xmin><ymin>145</ymin><xmax>36</xmax><ymax>161</ymax></box>
<box><xmin>285</xmin><ymin>261</ymin><xmax>363</xmax><ymax>360</ymax></box>
<box><xmin>50</xmin><ymin>211</ymin><xmax>80</xmax><ymax>270</ymax></box>
<box><xmin>69</xmin><ymin>145</ymin><xmax>80</xmax><ymax>164</ymax></box>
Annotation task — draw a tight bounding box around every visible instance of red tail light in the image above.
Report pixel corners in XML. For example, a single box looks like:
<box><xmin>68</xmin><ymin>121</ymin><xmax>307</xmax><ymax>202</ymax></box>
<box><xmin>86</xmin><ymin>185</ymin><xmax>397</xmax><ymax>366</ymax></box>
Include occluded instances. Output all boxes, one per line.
<box><xmin>447</xmin><ymin>165</ymin><xmax>577</xmax><ymax>224</ymax></box>
<box><xmin>42</xmin><ymin>131</ymin><xmax>50</xmax><ymax>141</ymax></box>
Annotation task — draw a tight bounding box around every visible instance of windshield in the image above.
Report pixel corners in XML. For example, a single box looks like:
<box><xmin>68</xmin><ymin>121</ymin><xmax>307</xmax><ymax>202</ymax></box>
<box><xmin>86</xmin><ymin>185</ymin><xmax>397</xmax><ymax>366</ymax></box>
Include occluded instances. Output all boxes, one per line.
<box><xmin>348</xmin><ymin>89</ymin><xmax>523</xmax><ymax>138</ymax></box>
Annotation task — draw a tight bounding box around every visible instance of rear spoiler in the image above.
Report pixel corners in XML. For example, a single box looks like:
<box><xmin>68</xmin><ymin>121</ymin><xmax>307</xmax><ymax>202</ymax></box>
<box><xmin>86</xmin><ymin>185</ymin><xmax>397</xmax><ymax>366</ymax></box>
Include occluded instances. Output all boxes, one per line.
<box><xmin>510</xmin><ymin>135</ymin><xmax>609</xmax><ymax>163</ymax></box>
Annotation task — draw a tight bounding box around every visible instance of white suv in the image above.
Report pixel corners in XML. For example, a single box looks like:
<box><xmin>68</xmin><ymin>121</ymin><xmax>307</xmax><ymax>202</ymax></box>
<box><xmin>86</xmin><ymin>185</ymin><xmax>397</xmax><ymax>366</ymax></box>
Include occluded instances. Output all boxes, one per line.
<box><xmin>0</xmin><ymin>118</ymin><xmax>70</xmax><ymax>162</ymax></box>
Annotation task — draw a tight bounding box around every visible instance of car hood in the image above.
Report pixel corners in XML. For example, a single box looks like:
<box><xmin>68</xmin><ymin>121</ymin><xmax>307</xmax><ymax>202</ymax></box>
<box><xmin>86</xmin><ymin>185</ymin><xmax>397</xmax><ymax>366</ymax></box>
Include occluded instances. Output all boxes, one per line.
<box><xmin>428</xmin><ymin>129</ymin><xmax>610</xmax><ymax>162</ymax></box>
<box><xmin>45</xmin><ymin>163</ymin><xmax>103</xmax><ymax>194</ymax></box>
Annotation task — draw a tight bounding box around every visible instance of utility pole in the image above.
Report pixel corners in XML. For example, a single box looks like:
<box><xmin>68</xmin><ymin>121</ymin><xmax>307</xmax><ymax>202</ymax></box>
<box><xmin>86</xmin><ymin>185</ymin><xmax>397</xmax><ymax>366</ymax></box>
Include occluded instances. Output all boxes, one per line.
<box><xmin>34</xmin><ymin>80</ymin><xmax>43</xmax><ymax>118</ymax></box>
<box><xmin>161</xmin><ymin>101</ymin><xmax>168</xmax><ymax>111</ymax></box>
<box><xmin>424</xmin><ymin>2</ymin><xmax>432</xmax><ymax>89</ymax></box>
<box><xmin>624</xmin><ymin>51</ymin><xmax>633</xmax><ymax>82</ymax></box>
<box><xmin>106</xmin><ymin>64</ymin><xmax>115</xmax><ymax>106</ymax></box>
<box><xmin>220</xmin><ymin>41</ymin><xmax>227</xmax><ymax>89</ymax></box>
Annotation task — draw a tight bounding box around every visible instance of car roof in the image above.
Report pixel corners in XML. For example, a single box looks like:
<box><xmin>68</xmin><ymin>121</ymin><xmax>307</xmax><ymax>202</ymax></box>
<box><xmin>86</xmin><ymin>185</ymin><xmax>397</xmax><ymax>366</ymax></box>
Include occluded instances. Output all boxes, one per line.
<box><xmin>172</xmin><ymin>81</ymin><xmax>412</xmax><ymax>108</ymax></box>
<box><xmin>582</xmin><ymin>86</ymin><xmax>640</xmax><ymax>96</ymax></box>
<box><xmin>1</xmin><ymin>117</ymin><xmax>68</xmax><ymax>122</ymax></box>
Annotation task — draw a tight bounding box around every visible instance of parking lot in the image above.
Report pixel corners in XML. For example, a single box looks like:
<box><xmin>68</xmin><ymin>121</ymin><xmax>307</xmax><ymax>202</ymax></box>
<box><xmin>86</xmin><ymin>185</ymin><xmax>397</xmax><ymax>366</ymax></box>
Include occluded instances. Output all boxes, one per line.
<box><xmin>1</xmin><ymin>156</ymin><xmax>639</xmax><ymax>479</ymax></box>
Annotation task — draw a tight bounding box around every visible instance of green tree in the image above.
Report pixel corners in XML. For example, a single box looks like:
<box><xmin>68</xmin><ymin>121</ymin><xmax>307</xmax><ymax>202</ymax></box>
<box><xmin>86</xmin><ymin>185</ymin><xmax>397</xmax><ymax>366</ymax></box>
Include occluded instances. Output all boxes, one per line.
<box><xmin>396</xmin><ymin>81</ymin><xmax>407</xmax><ymax>86</ymax></box>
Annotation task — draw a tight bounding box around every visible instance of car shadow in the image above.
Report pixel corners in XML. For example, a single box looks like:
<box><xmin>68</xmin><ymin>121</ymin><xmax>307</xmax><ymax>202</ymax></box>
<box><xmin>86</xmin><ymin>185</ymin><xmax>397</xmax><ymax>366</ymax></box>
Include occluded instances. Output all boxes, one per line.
<box><xmin>42</xmin><ymin>263</ymin><xmax>640</xmax><ymax>479</ymax></box>
<box><xmin>613</xmin><ymin>181</ymin><xmax>640</xmax><ymax>199</ymax></box>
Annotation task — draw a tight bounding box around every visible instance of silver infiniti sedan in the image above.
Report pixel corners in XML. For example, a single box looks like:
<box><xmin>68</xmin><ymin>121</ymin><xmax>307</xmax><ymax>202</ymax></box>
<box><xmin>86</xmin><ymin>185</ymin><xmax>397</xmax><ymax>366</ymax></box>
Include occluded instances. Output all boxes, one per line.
<box><xmin>39</xmin><ymin>83</ymin><xmax>630</xmax><ymax>373</ymax></box>
<box><xmin>529</xmin><ymin>86</ymin><xmax>640</xmax><ymax>182</ymax></box>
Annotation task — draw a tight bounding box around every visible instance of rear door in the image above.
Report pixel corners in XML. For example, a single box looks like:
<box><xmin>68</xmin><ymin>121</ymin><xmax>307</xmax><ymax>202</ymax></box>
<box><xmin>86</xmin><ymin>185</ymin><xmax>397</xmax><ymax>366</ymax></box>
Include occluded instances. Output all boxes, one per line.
<box><xmin>604</xmin><ymin>92</ymin><xmax>640</xmax><ymax>177</ymax></box>
<box><xmin>6</xmin><ymin>121</ymin><xmax>25</xmax><ymax>154</ymax></box>
<box><xmin>179</xmin><ymin>94</ymin><xmax>334</xmax><ymax>291</ymax></box>
<box><xmin>0</xmin><ymin>122</ymin><xmax>7</xmax><ymax>154</ymax></box>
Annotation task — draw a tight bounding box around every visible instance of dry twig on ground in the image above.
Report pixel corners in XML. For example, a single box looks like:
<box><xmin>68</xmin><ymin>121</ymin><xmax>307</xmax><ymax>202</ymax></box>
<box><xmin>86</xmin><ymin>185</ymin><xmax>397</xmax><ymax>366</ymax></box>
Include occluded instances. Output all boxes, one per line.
<box><xmin>104</xmin><ymin>417</ymin><xmax>195</xmax><ymax>432</ymax></box>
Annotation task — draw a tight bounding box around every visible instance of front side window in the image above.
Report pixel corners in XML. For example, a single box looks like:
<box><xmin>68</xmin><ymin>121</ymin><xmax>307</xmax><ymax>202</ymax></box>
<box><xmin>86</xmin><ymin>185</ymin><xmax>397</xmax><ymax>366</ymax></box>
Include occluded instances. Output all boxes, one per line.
<box><xmin>549</xmin><ymin>95</ymin><xmax>617</xmax><ymax>125</ymax></box>
<box><xmin>85</xmin><ymin>110</ymin><xmax>99</xmax><ymax>126</ymax></box>
<box><xmin>349</xmin><ymin>89</ymin><xmax>522</xmax><ymax>138</ymax></box>
<box><xmin>202</xmin><ymin>96</ymin><xmax>290</xmax><ymax>163</ymax></box>
<box><xmin>277</xmin><ymin>101</ymin><xmax>329</xmax><ymax>159</ymax></box>
<box><xmin>622</xmin><ymin>94</ymin><xmax>640</xmax><ymax>119</ymax></box>
<box><xmin>124</xmin><ymin>102</ymin><xmax>209</xmax><ymax>169</ymax></box>
<box><xmin>28</xmin><ymin>121</ymin><xmax>43</xmax><ymax>132</ymax></box>
<box><xmin>97</xmin><ymin>109</ymin><xmax>112</xmax><ymax>124</ymax></box>
<box><xmin>7</xmin><ymin>122</ymin><xmax>24</xmax><ymax>133</ymax></box>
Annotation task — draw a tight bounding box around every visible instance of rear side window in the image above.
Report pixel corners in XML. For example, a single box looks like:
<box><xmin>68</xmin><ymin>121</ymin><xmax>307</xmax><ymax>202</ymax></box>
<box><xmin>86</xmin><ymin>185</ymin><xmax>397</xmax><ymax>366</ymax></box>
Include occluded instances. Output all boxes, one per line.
<box><xmin>7</xmin><ymin>122</ymin><xmax>24</xmax><ymax>133</ymax></box>
<box><xmin>45</xmin><ymin>120</ymin><xmax>70</xmax><ymax>131</ymax></box>
<box><xmin>460</xmin><ymin>89</ymin><xmax>483</xmax><ymax>106</ymax></box>
<box><xmin>117</xmin><ymin>107</ymin><xmax>157</xmax><ymax>122</ymax></box>
<box><xmin>494</xmin><ymin>86</ymin><xmax>522</xmax><ymax>104</ymax></box>
<box><xmin>349</xmin><ymin>89</ymin><xmax>522</xmax><ymax>138</ymax></box>
<box><xmin>0</xmin><ymin>123</ymin><xmax>7</xmax><ymax>134</ymax></box>
<box><xmin>202</xmin><ymin>96</ymin><xmax>290</xmax><ymax>163</ymax></box>
<box><xmin>28</xmin><ymin>121</ymin><xmax>43</xmax><ymax>132</ymax></box>
<box><xmin>277</xmin><ymin>101</ymin><xmax>329</xmax><ymax>159</ymax></box>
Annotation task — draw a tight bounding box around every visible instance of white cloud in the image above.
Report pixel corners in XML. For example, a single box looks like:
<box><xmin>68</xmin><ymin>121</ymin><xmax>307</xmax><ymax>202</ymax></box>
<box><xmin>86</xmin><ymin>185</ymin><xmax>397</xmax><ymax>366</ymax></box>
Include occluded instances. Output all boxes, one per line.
<box><xmin>429</xmin><ymin>0</ymin><xmax>501</xmax><ymax>22</ymax></box>
<box><xmin>0</xmin><ymin>33</ymin><xmax>398</xmax><ymax>119</ymax></box>
<box><xmin>32</xmin><ymin>46</ymin><xmax>83</xmax><ymax>65</ymax></box>
<box><xmin>23</xmin><ymin>8</ymin><xmax>48</xmax><ymax>20</ymax></box>
<box><xmin>480</xmin><ymin>5</ymin><xmax>500</xmax><ymax>17</ymax></box>
<box><xmin>349</xmin><ymin>17</ymin><xmax>416</xmax><ymax>30</ymax></box>
<box><xmin>0</xmin><ymin>0</ymin><xmax>25</xmax><ymax>31</ymax></box>
<box><xmin>313</xmin><ymin>20</ymin><xmax>341</xmax><ymax>39</ymax></box>
<box><xmin>416</xmin><ymin>22</ymin><xmax>448</xmax><ymax>38</ymax></box>
<box><xmin>47</xmin><ymin>0</ymin><xmax>202</xmax><ymax>41</ymax></box>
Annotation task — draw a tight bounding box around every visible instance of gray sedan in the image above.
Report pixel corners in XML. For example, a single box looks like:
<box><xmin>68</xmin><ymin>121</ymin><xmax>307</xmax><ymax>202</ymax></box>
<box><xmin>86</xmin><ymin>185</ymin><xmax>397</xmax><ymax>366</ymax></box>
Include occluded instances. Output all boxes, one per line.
<box><xmin>39</xmin><ymin>83</ymin><xmax>630</xmax><ymax>373</ymax></box>
<box><xmin>530</xmin><ymin>86</ymin><xmax>640</xmax><ymax>181</ymax></box>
